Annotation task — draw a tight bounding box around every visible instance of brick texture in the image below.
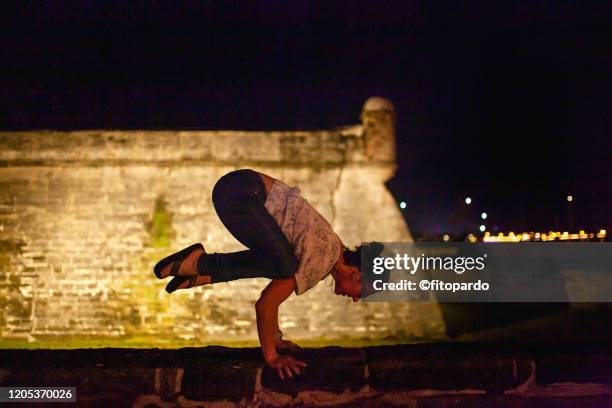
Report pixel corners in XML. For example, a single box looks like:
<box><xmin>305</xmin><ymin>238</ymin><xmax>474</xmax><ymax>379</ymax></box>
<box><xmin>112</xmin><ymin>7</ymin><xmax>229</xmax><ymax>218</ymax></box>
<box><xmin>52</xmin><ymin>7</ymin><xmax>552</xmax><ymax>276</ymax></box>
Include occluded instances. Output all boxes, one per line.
<box><xmin>0</xmin><ymin>100</ymin><xmax>446</xmax><ymax>343</ymax></box>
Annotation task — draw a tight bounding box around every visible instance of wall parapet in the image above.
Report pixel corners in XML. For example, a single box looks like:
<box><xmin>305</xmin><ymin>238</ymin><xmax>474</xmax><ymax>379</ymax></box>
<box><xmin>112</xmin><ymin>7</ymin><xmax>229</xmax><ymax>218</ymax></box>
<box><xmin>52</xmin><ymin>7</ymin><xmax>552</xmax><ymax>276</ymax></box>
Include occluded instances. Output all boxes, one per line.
<box><xmin>0</xmin><ymin>129</ymin><xmax>359</xmax><ymax>166</ymax></box>
<box><xmin>0</xmin><ymin>97</ymin><xmax>398</xmax><ymax>168</ymax></box>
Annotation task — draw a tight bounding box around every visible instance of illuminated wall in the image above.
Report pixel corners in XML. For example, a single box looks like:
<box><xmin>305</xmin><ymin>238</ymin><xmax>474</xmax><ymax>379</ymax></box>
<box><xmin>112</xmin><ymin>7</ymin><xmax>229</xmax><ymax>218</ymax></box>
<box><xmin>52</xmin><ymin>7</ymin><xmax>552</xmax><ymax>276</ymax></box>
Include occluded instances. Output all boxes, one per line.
<box><xmin>0</xmin><ymin>98</ymin><xmax>445</xmax><ymax>344</ymax></box>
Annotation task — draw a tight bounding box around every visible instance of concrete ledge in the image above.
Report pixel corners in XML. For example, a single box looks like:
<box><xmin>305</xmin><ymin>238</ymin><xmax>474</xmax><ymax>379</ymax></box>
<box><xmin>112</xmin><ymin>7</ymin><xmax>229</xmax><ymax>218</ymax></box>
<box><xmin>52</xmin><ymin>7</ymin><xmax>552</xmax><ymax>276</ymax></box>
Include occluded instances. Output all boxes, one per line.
<box><xmin>261</xmin><ymin>347</ymin><xmax>367</xmax><ymax>396</ymax></box>
<box><xmin>366</xmin><ymin>343</ymin><xmax>533</xmax><ymax>393</ymax></box>
<box><xmin>1</xmin><ymin>344</ymin><xmax>611</xmax><ymax>407</ymax></box>
<box><xmin>533</xmin><ymin>350</ymin><xmax>612</xmax><ymax>385</ymax></box>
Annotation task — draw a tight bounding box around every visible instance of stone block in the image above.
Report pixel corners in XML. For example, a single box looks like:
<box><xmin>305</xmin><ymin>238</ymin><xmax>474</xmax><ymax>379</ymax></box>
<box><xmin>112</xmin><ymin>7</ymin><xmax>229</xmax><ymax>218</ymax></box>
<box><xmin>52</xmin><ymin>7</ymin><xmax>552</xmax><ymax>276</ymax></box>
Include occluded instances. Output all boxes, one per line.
<box><xmin>366</xmin><ymin>343</ymin><xmax>532</xmax><ymax>394</ymax></box>
<box><xmin>532</xmin><ymin>346</ymin><xmax>612</xmax><ymax>385</ymax></box>
<box><xmin>521</xmin><ymin>395</ymin><xmax>612</xmax><ymax>408</ymax></box>
<box><xmin>177</xmin><ymin>347</ymin><xmax>260</xmax><ymax>402</ymax></box>
<box><xmin>414</xmin><ymin>395</ymin><xmax>519</xmax><ymax>408</ymax></box>
<box><xmin>0</xmin><ymin>354</ymin><xmax>154</xmax><ymax>399</ymax></box>
<box><xmin>261</xmin><ymin>346</ymin><xmax>366</xmax><ymax>396</ymax></box>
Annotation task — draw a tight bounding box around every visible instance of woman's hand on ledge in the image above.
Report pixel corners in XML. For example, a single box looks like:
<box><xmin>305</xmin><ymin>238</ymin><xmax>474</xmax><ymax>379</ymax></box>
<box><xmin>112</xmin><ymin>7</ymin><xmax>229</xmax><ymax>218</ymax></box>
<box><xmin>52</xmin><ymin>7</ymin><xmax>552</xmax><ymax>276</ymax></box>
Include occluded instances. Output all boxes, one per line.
<box><xmin>275</xmin><ymin>338</ymin><xmax>302</xmax><ymax>354</ymax></box>
<box><xmin>267</xmin><ymin>354</ymin><xmax>308</xmax><ymax>380</ymax></box>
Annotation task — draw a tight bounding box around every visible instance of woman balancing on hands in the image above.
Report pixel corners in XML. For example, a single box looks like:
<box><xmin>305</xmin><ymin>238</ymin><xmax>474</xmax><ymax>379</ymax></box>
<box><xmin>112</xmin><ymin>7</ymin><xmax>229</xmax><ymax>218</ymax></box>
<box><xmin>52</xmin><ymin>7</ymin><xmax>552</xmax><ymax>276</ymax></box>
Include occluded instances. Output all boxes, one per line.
<box><xmin>153</xmin><ymin>169</ymin><xmax>377</xmax><ymax>380</ymax></box>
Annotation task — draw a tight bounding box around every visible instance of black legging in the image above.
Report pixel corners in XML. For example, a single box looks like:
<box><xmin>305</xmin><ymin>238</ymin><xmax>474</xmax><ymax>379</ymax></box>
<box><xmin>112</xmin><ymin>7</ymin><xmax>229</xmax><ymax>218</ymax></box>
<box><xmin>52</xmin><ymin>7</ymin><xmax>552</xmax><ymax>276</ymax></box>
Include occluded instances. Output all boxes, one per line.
<box><xmin>197</xmin><ymin>169</ymin><xmax>299</xmax><ymax>283</ymax></box>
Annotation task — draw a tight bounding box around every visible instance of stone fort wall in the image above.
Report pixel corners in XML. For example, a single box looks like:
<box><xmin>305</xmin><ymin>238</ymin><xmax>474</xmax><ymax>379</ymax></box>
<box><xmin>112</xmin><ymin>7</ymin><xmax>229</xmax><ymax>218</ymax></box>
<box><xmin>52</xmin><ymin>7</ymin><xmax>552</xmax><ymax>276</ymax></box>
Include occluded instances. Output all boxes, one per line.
<box><xmin>0</xmin><ymin>98</ymin><xmax>444</xmax><ymax>344</ymax></box>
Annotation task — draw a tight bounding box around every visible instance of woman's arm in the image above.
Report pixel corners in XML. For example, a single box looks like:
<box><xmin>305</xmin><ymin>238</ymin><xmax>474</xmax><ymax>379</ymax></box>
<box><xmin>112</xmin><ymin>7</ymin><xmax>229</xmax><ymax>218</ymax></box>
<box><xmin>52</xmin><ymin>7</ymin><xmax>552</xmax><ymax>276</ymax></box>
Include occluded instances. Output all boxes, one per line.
<box><xmin>255</xmin><ymin>276</ymin><xmax>307</xmax><ymax>379</ymax></box>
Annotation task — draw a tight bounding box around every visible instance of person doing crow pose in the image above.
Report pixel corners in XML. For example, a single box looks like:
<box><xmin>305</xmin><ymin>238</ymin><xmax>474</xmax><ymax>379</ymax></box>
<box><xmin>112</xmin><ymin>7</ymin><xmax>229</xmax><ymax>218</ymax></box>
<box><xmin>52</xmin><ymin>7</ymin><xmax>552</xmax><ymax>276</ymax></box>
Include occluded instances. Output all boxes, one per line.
<box><xmin>154</xmin><ymin>169</ymin><xmax>375</xmax><ymax>379</ymax></box>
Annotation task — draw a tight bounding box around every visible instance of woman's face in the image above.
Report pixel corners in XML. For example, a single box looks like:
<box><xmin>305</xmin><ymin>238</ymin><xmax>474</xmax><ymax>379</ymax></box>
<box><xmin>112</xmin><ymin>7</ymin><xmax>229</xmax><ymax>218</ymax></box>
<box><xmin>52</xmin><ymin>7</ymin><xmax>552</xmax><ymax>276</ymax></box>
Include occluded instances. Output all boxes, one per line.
<box><xmin>332</xmin><ymin>264</ymin><xmax>362</xmax><ymax>302</ymax></box>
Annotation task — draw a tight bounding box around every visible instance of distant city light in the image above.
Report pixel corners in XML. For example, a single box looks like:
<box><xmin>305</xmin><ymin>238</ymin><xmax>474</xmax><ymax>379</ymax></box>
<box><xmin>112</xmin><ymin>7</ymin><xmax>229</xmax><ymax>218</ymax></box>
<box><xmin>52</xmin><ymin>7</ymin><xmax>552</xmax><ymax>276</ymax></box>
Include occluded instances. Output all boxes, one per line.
<box><xmin>479</xmin><ymin>225</ymin><xmax>486</xmax><ymax>232</ymax></box>
<box><xmin>465</xmin><ymin>197</ymin><xmax>472</xmax><ymax>205</ymax></box>
<box><xmin>399</xmin><ymin>201</ymin><xmax>406</xmax><ymax>209</ymax></box>
<box><xmin>566</xmin><ymin>195</ymin><xmax>573</xmax><ymax>202</ymax></box>
<box><xmin>481</xmin><ymin>212</ymin><xmax>487</xmax><ymax>220</ymax></box>
<box><xmin>482</xmin><ymin>229</ymin><xmax>606</xmax><ymax>243</ymax></box>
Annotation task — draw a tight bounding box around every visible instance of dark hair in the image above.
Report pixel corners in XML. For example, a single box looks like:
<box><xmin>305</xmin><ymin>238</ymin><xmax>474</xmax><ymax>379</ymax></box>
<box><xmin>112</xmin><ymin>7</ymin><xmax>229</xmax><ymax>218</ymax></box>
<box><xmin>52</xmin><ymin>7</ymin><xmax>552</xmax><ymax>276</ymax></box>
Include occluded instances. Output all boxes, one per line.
<box><xmin>342</xmin><ymin>245</ymin><xmax>363</xmax><ymax>268</ymax></box>
<box><xmin>342</xmin><ymin>242</ymin><xmax>385</xmax><ymax>268</ymax></box>
<box><xmin>343</xmin><ymin>242</ymin><xmax>388</xmax><ymax>298</ymax></box>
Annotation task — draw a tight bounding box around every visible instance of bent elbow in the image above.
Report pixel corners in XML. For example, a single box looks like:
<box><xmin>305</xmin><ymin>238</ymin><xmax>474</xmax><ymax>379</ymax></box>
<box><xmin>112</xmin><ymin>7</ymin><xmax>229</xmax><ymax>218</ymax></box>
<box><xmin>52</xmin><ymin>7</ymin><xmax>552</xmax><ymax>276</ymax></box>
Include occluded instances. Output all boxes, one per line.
<box><xmin>255</xmin><ymin>298</ymin><xmax>264</xmax><ymax>313</ymax></box>
<box><xmin>255</xmin><ymin>298</ymin><xmax>279</xmax><ymax>317</ymax></box>
<box><xmin>255</xmin><ymin>298</ymin><xmax>270</xmax><ymax>314</ymax></box>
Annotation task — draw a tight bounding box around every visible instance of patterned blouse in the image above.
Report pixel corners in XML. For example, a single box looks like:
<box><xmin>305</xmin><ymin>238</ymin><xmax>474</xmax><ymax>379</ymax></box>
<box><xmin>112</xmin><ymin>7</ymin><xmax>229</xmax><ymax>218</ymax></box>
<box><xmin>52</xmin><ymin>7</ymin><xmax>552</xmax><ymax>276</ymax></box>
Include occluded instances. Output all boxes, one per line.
<box><xmin>264</xmin><ymin>179</ymin><xmax>343</xmax><ymax>295</ymax></box>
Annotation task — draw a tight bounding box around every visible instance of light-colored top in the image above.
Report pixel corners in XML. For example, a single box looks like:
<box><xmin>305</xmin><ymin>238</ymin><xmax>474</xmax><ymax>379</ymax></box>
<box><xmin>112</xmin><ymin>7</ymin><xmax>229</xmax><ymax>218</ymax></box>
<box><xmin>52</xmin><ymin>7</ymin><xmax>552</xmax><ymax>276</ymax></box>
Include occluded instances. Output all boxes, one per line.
<box><xmin>264</xmin><ymin>179</ymin><xmax>343</xmax><ymax>295</ymax></box>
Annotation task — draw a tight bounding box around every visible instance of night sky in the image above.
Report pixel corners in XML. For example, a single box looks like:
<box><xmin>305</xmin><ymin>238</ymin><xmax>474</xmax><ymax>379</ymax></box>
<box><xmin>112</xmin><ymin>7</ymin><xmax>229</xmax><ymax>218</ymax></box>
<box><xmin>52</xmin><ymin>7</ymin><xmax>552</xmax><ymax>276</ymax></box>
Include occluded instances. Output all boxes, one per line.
<box><xmin>1</xmin><ymin>1</ymin><xmax>610</xmax><ymax>235</ymax></box>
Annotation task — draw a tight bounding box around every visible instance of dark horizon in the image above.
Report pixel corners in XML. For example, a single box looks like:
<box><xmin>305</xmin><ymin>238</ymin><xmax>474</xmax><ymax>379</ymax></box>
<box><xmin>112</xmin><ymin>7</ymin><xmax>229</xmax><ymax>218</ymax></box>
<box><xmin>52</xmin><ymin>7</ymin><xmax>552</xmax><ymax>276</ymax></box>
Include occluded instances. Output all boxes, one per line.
<box><xmin>1</xmin><ymin>1</ymin><xmax>610</xmax><ymax>234</ymax></box>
